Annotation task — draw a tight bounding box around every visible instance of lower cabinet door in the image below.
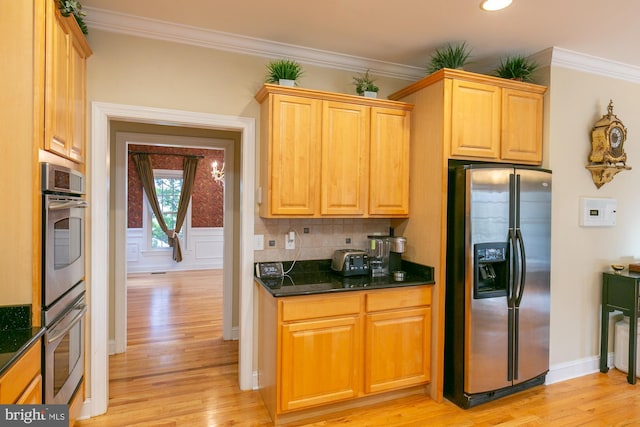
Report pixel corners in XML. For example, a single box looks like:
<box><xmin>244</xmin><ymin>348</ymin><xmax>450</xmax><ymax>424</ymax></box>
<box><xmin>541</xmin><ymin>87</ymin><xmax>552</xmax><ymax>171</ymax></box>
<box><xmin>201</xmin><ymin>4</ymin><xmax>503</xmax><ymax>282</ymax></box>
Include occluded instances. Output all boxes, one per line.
<box><xmin>365</xmin><ymin>307</ymin><xmax>431</xmax><ymax>394</ymax></box>
<box><xmin>16</xmin><ymin>375</ymin><xmax>42</xmax><ymax>404</ymax></box>
<box><xmin>280</xmin><ymin>316</ymin><xmax>362</xmax><ymax>411</ymax></box>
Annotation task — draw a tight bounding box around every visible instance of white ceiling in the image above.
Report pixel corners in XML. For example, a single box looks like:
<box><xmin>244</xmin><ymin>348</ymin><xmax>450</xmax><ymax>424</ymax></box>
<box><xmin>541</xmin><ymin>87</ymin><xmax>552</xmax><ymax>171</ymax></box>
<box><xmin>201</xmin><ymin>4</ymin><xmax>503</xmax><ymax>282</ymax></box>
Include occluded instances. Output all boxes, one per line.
<box><xmin>80</xmin><ymin>0</ymin><xmax>640</xmax><ymax>80</ymax></box>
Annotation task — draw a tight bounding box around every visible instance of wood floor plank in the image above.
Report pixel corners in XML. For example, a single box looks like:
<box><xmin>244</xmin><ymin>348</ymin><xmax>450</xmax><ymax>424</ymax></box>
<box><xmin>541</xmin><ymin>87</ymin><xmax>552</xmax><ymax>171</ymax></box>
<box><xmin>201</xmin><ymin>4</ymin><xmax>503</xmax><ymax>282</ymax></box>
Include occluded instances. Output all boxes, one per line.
<box><xmin>77</xmin><ymin>269</ymin><xmax>640</xmax><ymax>426</ymax></box>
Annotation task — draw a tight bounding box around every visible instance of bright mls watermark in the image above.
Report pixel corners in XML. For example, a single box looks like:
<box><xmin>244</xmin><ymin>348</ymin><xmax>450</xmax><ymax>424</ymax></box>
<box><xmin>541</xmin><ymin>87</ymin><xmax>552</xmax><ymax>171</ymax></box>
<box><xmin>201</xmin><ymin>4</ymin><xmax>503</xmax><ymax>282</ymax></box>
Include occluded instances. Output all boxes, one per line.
<box><xmin>0</xmin><ymin>405</ymin><xmax>68</xmax><ymax>426</ymax></box>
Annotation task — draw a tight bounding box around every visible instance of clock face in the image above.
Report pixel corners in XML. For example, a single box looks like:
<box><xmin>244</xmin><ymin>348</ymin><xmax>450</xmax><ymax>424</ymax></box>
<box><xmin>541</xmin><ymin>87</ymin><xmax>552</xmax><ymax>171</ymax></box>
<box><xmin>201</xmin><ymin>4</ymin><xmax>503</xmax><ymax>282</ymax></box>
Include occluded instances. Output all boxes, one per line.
<box><xmin>610</xmin><ymin>126</ymin><xmax>624</xmax><ymax>149</ymax></box>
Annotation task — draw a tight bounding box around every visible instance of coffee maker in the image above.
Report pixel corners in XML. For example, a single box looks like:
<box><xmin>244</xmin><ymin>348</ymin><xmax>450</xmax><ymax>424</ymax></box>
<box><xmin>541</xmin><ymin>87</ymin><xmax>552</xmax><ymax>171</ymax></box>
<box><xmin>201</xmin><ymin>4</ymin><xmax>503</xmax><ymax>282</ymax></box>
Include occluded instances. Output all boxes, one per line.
<box><xmin>389</xmin><ymin>236</ymin><xmax>406</xmax><ymax>272</ymax></box>
<box><xmin>367</xmin><ymin>235</ymin><xmax>390</xmax><ymax>277</ymax></box>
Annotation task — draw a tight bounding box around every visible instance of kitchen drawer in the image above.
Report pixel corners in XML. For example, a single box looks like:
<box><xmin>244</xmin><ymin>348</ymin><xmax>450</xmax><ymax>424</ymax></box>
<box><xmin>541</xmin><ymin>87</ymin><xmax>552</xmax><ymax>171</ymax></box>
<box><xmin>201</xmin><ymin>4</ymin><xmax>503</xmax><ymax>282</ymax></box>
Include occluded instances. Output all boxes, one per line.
<box><xmin>366</xmin><ymin>286</ymin><xmax>432</xmax><ymax>312</ymax></box>
<box><xmin>280</xmin><ymin>293</ymin><xmax>362</xmax><ymax>322</ymax></box>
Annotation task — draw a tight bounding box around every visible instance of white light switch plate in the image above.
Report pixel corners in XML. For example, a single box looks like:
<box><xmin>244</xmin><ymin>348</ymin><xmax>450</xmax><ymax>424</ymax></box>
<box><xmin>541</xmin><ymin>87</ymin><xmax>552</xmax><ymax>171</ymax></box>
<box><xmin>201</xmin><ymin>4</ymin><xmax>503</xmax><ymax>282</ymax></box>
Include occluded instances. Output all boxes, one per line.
<box><xmin>254</xmin><ymin>234</ymin><xmax>264</xmax><ymax>250</ymax></box>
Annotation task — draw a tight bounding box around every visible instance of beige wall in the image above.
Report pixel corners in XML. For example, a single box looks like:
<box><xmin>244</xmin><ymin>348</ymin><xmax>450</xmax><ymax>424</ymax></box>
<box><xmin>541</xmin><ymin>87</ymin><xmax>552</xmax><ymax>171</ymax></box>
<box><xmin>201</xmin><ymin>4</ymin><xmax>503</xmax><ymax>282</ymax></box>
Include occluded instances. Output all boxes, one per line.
<box><xmin>547</xmin><ymin>66</ymin><xmax>640</xmax><ymax>365</ymax></box>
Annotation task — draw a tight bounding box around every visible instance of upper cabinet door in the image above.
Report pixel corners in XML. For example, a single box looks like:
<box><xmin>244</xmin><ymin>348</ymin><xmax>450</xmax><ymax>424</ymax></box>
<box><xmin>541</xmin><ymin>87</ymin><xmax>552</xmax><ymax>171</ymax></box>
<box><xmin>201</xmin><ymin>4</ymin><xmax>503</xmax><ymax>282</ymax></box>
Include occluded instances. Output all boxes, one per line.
<box><xmin>369</xmin><ymin>107</ymin><xmax>410</xmax><ymax>216</ymax></box>
<box><xmin>321</xmin><ymin>101</ymin><xmax>370</xmax><ymax>215</ymax></box>
<box><xmin>500</xmin><ymin>88</ymin><xmax>543</xmax><ymax>164</ymax></box>
<box><xmin>68</xmin><ymin>34</ymin><xmax>88</xmax><ymax>163</ymax></box>
<box><xmin>45</xmin><ymin>3</ymin><xmax>70</xmax><ymax>159</ymax></box>
<box><xmin>450</xmin><ymin>79</ymin><xmax>501</xmax><ymax>159</ymax></box>
<box><xmin>269</xmin><ymin>94</ymin><xmax>322</xmax><ymax>216</ymax></box>
<box><xmin>44</xmin><ymin>0</ymin><xmax>91</xmax><ymax>164</ymax></box>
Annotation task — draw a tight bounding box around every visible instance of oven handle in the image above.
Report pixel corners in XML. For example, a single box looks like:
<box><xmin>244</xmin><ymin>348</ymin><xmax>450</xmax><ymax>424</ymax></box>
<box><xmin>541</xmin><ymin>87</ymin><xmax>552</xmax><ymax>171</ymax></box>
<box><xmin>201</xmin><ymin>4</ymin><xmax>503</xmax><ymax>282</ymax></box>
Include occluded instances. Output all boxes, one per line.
<box><xmin>47</xmin><ymin>304</ymin><xmax>87</xmax><ymax>344</ymax></box>
<box><xmin>48</xmin><ymin>200</ymin><xmax>89</xmax><ymax>210</ymax></box>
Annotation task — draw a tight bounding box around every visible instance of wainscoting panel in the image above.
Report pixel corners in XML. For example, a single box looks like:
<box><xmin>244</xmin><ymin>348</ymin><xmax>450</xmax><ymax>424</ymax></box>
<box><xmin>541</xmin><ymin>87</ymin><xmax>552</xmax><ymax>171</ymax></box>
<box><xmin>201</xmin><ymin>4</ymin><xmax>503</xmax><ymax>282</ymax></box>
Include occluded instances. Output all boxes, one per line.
<box><xmin>127</xmin><ymin>227</ymin><xmax>223</xmax><ymax>272</ymax></box>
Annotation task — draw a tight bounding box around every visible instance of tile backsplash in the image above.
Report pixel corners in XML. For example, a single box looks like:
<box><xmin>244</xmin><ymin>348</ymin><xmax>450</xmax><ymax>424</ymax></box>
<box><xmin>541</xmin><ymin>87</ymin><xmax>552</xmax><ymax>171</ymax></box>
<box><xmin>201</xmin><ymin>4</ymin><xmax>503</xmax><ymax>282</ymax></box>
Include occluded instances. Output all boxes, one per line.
<box><xmin>254</xmin><ymin>215</ymin><xmax>391</xmax><ymax>262</ymax></box>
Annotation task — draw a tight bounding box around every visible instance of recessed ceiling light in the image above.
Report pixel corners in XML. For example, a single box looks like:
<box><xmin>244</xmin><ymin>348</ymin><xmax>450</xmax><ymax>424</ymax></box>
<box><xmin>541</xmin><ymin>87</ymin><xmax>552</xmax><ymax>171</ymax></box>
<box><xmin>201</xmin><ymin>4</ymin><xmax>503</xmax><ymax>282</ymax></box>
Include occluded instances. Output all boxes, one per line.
<box><xmin>480</xmin><ymin>0</ymin><xmax>512</xmax><ymax>11</ymax></box>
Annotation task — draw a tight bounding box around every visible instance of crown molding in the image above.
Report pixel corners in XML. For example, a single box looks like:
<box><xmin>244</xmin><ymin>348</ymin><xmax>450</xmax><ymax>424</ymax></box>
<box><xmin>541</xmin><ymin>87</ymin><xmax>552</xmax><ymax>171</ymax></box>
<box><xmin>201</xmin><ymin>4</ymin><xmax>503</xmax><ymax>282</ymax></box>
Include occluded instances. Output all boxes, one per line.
<box><xmin>549</xmin><ymin>46</ymin><xmax>640</xmax><ymax>84</ymax></box>
<box><xmin>84</xmin><ymin>8</ymin><xmax>640</xmax><ymax>84</ymax></box>
<box><xmin>83</xmin><ymin>7</ymin><xmax>425</xmax><ymax>81</ymax></box>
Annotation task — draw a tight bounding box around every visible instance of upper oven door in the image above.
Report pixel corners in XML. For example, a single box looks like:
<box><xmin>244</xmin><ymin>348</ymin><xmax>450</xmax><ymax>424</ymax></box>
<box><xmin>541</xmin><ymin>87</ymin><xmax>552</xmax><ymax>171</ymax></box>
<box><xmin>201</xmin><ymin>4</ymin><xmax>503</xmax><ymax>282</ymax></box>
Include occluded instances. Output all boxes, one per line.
<box><xmin>44</xmin><ymin>194</ymin><xmax>88</xmax><ymax>307</ymax></box>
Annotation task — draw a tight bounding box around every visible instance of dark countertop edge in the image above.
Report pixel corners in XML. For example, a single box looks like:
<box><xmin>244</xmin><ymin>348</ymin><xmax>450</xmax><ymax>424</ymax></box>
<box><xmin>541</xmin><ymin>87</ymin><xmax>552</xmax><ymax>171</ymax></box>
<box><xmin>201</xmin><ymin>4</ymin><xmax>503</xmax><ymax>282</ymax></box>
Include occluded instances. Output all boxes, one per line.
<box><xmin>0</xmin><ymin>327</ymin><xmax>45</xmax><ymax>377</ymax></box>
<box><xmin>254</xmin><ymin>259</ymin><xmax>435</xmax><ymax>298</ymax></box>
<box><xmin>257</xmin><ymin>278</ymin><xmax>435</xmax><ymax>298</ymax></box>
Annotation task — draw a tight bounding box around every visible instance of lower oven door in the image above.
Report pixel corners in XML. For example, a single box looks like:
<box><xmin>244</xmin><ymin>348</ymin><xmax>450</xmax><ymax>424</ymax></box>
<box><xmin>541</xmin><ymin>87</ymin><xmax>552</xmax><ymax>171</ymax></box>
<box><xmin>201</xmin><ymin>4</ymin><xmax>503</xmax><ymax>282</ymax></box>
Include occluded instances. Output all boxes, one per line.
<box><xmin>44</xmin><ymin>295</ymin><xmax>87</xmax><ymax>404</ymax></box>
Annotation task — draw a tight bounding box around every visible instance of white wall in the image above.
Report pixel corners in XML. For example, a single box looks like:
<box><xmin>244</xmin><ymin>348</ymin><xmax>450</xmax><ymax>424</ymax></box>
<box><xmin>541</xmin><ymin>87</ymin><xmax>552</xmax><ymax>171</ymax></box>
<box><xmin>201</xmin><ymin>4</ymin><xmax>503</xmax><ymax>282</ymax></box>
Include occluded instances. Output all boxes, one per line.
<box><xmin>546</xmin><ymin>66</ymin><xmax>640</xmax><ymax>378</ymax></box>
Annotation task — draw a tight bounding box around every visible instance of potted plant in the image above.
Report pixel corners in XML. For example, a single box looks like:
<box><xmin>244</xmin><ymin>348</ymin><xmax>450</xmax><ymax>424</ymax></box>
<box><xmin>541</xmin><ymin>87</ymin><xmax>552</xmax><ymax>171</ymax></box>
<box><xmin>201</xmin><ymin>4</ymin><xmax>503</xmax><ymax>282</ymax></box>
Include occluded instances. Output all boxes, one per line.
<box><xmin>426</xmin><ymin>42</ymin><xmax>472</xmax><ymax>74</ymax></box>
<box><xmin>352</xmin><ymin>69</ymin><xmax>379</xmax><ymax>98</ymax></box>
<box><xmin>493</xmin><ymin>54</ymin><xmax>538</xmax><ymax>82</ymax></box>
<box><xmin>59</xmin><ymin>0</ymin><xmax>88</xmax><ymax>35</ymax></box>
<box><xmin>265</xmin><ymin>59</ymin><xmax>304</xmax><ymax>86</ymax></box>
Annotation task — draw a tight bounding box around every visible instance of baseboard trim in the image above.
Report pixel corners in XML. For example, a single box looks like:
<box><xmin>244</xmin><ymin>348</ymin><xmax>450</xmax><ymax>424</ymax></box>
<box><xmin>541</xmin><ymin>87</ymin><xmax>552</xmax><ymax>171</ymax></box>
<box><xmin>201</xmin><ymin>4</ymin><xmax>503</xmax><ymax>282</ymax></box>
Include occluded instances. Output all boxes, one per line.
<box><xmin>546</xmin><ymin>352</ymin><xmax>614</xmax><ymax>384</ymax></box>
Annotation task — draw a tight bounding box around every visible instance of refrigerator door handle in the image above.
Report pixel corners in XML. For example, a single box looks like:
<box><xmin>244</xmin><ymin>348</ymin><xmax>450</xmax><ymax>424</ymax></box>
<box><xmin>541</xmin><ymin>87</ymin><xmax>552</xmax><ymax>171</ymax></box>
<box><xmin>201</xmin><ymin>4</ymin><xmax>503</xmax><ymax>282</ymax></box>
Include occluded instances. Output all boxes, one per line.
<box><xmin>514</xmin><ymin>228</ymin><xmax>527</xmax><ymax>306</ymax></box>
<box><xmin>513</xmin><ymin>307</ymin><xmax>519</xmax><ymax>380</ymax></box>
<box><xmin>508</xmin><ymin>307</ymin><xmax>514</xmax><ymax>382</ymax></box>
<box><xmin>507</xmin><ymin>228</ymin><xmax>518</xmax><ymax>306</ymax></box>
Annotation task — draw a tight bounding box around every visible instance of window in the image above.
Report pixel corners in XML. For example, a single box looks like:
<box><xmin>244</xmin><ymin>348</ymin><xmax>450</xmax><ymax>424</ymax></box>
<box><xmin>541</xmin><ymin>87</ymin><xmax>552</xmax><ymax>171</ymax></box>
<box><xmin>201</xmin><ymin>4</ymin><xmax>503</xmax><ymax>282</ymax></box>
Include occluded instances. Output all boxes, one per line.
<box><xmin>145</xmin><ymin>169</ymin><xmax>190</xmax><ymax>250</ymax></box>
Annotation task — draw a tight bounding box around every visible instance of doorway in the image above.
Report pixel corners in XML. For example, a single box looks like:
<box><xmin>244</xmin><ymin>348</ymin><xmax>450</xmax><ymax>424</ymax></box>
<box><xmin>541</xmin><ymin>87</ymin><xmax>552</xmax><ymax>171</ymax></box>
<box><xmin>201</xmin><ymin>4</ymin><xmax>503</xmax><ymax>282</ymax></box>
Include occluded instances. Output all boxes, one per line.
<box><xmin>113</xmin><ymin>131</ymin><xmax>235</xmax><ymax>353</ymax></box>
<box><xmin>89</xmin><ymin>102</ymin><xmax>256</xmax><ymax>417</ymax></box>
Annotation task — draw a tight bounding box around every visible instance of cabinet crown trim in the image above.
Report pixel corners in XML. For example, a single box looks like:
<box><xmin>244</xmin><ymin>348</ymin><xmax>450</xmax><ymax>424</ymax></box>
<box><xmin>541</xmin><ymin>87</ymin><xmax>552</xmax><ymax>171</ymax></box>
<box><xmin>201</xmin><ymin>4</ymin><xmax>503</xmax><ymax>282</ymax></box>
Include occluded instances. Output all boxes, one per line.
<box><xmin>388</xmin><ymin>68</ymin><xmax>546</xmax><ymax>101</ymax></box>
<box><xmin>255</xmin><ymin>84</ymin><xmax>413</xmax><ymax>111</ymax></box>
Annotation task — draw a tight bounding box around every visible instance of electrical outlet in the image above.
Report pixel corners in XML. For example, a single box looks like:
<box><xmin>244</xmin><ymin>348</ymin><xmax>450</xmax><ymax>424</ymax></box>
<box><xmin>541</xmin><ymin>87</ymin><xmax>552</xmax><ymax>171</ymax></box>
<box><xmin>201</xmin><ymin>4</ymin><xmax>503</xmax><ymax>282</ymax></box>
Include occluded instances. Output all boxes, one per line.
<box><xmin>285</xmin><ymin>232</ymin><xmax>295</xmax><ymax>250</ymax></box>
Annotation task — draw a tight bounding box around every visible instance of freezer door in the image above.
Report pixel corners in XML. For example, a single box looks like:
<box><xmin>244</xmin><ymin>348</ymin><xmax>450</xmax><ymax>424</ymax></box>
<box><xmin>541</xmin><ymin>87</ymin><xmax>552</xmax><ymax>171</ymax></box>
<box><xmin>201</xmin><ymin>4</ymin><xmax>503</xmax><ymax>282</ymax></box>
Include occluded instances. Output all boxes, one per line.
<box><xmin>464</xmin><ymin>167</ymin><xmax>513</xmax><ymax>394</ymax></box>
<box><xmin>513</xmin><ymin>168</ymin><xmax>551</xmax><ymax>384</ymax></box>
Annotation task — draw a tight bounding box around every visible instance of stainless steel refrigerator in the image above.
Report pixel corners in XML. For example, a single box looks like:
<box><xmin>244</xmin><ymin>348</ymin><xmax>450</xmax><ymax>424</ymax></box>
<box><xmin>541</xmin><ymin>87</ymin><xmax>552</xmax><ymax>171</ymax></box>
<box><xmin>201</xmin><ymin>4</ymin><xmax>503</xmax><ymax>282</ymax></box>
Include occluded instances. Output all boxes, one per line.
<box><xmin>444</xmin><ymin>162</ymin><xmax>551</xmax><ymax>408</ymax></box>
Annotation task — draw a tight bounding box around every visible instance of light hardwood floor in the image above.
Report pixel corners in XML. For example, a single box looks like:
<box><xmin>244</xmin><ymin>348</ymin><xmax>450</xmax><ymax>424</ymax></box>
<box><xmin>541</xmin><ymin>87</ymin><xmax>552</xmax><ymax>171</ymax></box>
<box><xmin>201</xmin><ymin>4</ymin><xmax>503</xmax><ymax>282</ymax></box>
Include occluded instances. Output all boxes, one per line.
<box><xmin>77</xmin><ymin>270</ymin><xmax>640</xmax><ymax>426</ymax></box>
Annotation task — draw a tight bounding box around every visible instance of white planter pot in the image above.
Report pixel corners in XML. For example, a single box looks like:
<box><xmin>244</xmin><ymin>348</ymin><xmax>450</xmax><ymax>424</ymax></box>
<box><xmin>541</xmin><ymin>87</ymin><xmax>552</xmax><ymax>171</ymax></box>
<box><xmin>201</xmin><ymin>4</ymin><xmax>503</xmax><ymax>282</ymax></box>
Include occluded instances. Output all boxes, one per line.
<box><xmin>278</xmin><ymin>79</ymin><xmax>295</xmax><ymax>87</ymax></box>
<box><xmin>363</xmin><ymin>91</ymin><xmax>378</xmax><ymax>98</ymax></box>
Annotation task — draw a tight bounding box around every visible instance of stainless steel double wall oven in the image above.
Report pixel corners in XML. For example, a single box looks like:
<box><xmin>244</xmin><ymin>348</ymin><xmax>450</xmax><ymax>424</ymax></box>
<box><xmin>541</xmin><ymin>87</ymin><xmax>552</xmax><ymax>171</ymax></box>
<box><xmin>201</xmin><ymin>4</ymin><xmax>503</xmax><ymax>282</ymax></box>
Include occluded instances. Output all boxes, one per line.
<box><xmin>41</xmin><ymin>163</ymin><xmax>88</xmax><ymax>405</ymax></box>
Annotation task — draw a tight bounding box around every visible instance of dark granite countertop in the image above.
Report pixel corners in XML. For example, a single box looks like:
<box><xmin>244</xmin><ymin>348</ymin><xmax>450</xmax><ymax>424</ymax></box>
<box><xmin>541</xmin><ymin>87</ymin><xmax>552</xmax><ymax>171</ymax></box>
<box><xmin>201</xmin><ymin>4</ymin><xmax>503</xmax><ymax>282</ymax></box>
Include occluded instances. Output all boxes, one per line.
<box><xmin>0</xmin><ymin>305</ymin><xmax>44</xmax><ymax>377</ymax></box>
<box><xmin>255</xmin><ymin>259</ymin><xmax>434</xmax><ymax>297</ymax></box>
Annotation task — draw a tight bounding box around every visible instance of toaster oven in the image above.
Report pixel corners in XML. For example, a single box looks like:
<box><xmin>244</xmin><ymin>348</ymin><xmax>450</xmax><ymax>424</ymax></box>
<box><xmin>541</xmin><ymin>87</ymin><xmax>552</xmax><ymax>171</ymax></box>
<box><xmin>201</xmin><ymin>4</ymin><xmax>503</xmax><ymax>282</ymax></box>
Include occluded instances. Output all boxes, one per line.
<box><xmin>331</xmin><ymin>249</ymin><xmax>370</xmax><ymax>276</ymax></box>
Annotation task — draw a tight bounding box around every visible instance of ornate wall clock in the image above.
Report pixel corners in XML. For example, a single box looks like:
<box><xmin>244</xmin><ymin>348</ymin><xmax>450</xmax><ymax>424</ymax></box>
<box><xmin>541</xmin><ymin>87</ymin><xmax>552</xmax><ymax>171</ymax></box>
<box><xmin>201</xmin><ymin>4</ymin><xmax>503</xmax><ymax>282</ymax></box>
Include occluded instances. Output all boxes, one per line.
<box><xmin>586</xmin><ymin>100</ymin><xmax>631</xmax><ymax>188</ymax></box>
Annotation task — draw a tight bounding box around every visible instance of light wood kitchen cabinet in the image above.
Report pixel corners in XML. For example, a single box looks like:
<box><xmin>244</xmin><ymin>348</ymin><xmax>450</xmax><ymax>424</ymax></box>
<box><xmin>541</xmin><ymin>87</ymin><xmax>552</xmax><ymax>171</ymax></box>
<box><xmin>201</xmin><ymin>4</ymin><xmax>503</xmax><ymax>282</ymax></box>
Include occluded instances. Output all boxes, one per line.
<box><xmin>394</xmin><ymin>69</ymin><xmax>545</xmax><ymax>165</ymax></box>
<box><xmin>500</xmin><ymin>88</ymin><xmax>544</xmax><ymax>163</ymax></box>
<box><xmin>365</xmin><ymin>287</ymin><xmax>432</xmax><ymax>394</ymax></box>
<box><xmin>44</xmin><ymin>0</ymin><xmax>92</xmax><ymax>164</ymax></box>
<box><xmin>387</xmin><ymin>68</ymin><xmax>547</xmax><ymax>403</ymax></box>
<box><xmin>321</xmin><ymin>101</ymin><xmax>369</xmax><ymax>216</ymax></box>
<box><xmin>2</xmin><ymin>0</ymin><xmax>91</xmax><ymax>326</ymax></box>
<box><xmin>281</xmin><ymin>315</ymin><xmax>362</xmax><ymax>410</ymax></box>
<box><xmin>279</xmin><ymin>293</ymin><xmax>362</xmax><ymax>411</ymax></box>
<box><xmin>264</xmin><ymin>94</ymin><xmax>322</xmax><ymax>216</ymax></box>
<box><xmin>257</xmin><ymin>283</ymin><xmax>432</xmax><ymax>423</ymax></box>
<box><xmin>369</xmin><ymin>107</ymin><xmax>411</xmax><ymax>215</ymax></box>
<box><xmin>449</xmin><ymin>79</ymin><xmax>501</xmax><ymax>159</ymax></box>
<box><xmin>256</xmin><ymin>84</ymin><xmax>412</xmax><ymax>218</ymax></box>
<box><xmin>0</xmin><ymin>342</ymin><xmax>42</xmax><ymax>404</ymax></box>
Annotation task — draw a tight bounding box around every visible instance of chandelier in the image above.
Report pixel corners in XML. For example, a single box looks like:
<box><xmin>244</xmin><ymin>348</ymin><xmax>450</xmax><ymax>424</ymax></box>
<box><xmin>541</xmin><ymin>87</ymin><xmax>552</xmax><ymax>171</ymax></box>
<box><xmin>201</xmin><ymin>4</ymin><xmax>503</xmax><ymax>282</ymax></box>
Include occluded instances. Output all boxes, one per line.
<box><xmin>211</xmin><ymin>160</ymin><xmax>225</xmax><ymax>185</ymax></box>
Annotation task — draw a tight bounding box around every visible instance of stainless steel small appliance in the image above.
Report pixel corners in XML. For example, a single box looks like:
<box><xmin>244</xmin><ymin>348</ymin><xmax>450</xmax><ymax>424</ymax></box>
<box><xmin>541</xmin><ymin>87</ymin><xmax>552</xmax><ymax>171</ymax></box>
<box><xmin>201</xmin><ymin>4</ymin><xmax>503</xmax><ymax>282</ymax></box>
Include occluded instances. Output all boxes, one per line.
<box><xmin>331</xmin><ymin>249</ymin><xmax>369</xmax><ymax>276</ymax></box>
<box><xmin>389</xmin><ymin>236</ymin><xmax>406</xmax><ymax>272</ymax></box>
<box><xmin>367</xmin><ymin>235</ymin><xmax>390</xmax><ymax>276</ymax></box>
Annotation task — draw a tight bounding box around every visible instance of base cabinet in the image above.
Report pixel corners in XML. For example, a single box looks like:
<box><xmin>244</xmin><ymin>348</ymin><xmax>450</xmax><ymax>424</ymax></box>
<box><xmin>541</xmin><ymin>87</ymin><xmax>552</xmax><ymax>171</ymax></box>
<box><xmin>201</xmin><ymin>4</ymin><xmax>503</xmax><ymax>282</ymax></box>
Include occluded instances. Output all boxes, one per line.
<box><xmin>365</xmin><ymin>307</ymin><xmax>431</xmax><ymax>393</ymax></box>
<box><xmin>257</xmin><ymin>284</ymin><xmax>432</xmax><ymax>422</ymax></box>
<box><xmin>281</xmin><ymin>316</ymin><xmax>362</xmax><ymax>411</ymax></box>
<box><xmin>0</xmin><ymin>341</ymin><xmax>42</xmax><ymax>404</ymax></box>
